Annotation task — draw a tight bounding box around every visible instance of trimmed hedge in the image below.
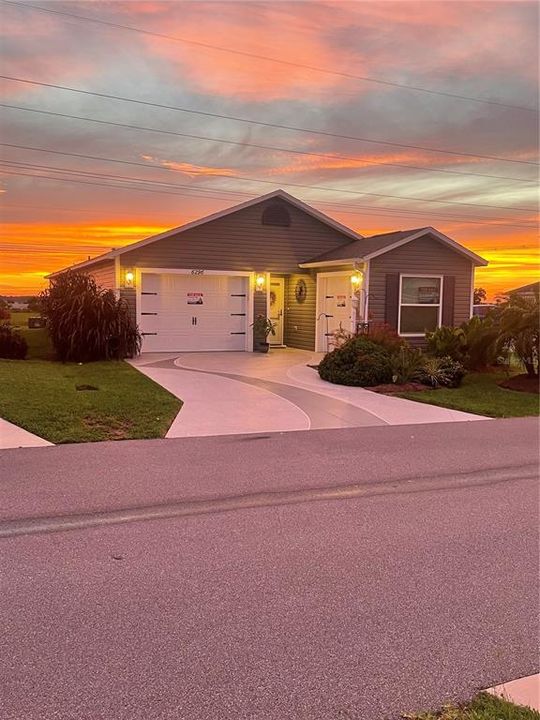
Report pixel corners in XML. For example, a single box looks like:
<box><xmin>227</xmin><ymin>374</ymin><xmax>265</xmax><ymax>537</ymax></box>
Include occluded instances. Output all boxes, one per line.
<box><xmin>318</xmin><ymin>336</ymin><xmax>392</xmax><ymax>386</ymax></box>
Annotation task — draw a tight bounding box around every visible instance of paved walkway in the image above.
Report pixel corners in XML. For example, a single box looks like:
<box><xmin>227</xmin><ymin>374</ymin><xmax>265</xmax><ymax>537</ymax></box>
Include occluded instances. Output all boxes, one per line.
<box><xmin>0</xmin><ymin>418</ymin><xmax>52</xmax><ymax>449</ymax></box>
<box><xmin>129</xmin><ymin>349</ymin><xmax>485</xmax><ymax>438</ymax></box>
<box><xmin>487</xmin><ymin>672</ymin><xmax>540</xmax><ymax>711</ymax></box>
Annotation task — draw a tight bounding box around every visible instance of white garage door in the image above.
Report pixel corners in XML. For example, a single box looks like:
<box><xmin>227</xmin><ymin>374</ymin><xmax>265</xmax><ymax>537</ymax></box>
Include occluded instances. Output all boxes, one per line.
<box><xmin>140</xmin><ymin>273</ymin><xmax>249</xmax><ymax>352</ymax></box>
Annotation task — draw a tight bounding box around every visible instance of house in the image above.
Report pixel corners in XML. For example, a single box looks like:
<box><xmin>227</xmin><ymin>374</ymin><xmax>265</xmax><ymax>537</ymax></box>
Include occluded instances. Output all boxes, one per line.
<box><xmin>506</xmin><ymin>281</ymin><xmax>540</xmax><ymax>299</ymax></box>
<box><xmin>48</xmin><ymin>190</ymin><xmax>488</xmax><ymax>353</ymax></box>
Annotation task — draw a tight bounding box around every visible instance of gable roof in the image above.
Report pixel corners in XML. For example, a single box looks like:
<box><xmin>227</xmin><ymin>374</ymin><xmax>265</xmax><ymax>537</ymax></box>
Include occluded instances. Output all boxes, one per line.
<box><xmin>47</xmin><ymin>190</ymin><xmax>364</xmax><ymax>278</ymax></box>
<box><xmin>507</xmin><ymin>280</ymin><xmax>540</xmax><ymax>295</ymax></box>
<box><xmin>300</xmin><ymin>226</ymin><xmax>488</xmax><ymax>267</ymax></box>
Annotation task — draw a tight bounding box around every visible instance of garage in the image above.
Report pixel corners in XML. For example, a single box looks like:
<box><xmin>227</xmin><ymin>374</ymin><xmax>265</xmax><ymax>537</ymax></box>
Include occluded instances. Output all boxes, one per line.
<box><xmin>139</xmin><ymin>272</ymin><xmax>250</xmax><ymax>352</ymax></box>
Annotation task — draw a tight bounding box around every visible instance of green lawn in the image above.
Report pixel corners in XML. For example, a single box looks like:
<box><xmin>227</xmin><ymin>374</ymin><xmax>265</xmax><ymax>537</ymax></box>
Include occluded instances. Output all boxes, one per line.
<box><xmin>0</xmin><ymin>359</ymin><xmax>182</xmax><ymax>443</ymax></box>
<box><xmin>405</xmin><ymin>692</ymin><xmax>539</xmax><ymax>719</ymax></box>
<box><xmin>398</xmin><ymin>372</ymin><xmax>539</xmax><ymax>418</ymax></box>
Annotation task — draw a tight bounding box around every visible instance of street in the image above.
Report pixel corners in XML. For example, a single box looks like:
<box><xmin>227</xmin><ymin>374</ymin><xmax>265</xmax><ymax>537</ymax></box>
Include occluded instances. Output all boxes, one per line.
<box><xmin>1</xmin><ymin>418</ymin><xmax>538</xmax><ymax>719</ymax></box>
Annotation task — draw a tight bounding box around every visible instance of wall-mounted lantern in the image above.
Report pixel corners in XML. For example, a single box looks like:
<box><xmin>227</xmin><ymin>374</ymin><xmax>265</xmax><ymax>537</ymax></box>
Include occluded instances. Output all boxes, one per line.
<box><xmin>255</xmin><ymin>274</ymin><xmax>266</xmax><ymax>293</ymax></box>
<box><xmin>124</xmin><ymin>269</ymin><xmax>134</xmax><ymax>287</ymax></box>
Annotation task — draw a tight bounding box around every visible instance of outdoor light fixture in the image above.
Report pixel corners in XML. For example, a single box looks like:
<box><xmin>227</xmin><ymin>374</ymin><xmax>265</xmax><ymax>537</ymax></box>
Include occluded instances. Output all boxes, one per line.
<box><xmin>125</xmin><ymin>270</ymin><xmax>134</xmax><ymax>287</ymax></box>
<box><xmin>255</xmin><ymin>274</ymin><xmax>266</xmax><ymax>292</ymax></box>
<box><xmin>351</xmin><ymin>273</ymin><xmax>362</xmax><ymax>287</ymax></box>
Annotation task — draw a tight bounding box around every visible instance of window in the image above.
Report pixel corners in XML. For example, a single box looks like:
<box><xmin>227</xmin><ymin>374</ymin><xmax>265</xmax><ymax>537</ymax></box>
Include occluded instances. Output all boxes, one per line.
<box><xmin>399</xmin><ymin>276</ymin><xmax>442</xmax><ymax>335</ymax></box>
<box><xmin>261</xmin><ymin>203</ymin><xmax>291</xmax><ymax>227</ymax></box>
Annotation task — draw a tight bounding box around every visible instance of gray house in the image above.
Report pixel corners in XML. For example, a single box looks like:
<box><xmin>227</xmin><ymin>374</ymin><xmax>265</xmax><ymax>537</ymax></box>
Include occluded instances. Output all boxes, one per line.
<box><xmin>49</xmin><ymin>190</ymin><xmax>488</xmax><ymax>353</ymax></box>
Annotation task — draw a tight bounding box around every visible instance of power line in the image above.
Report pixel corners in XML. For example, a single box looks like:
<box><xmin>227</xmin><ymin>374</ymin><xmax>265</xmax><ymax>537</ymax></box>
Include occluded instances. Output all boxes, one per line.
<box><xmin>1</xmin><ymin>167</ymin><xmax>536</xmax><ymax>230</ymax></box>
<box><xmin>2</xmin><ymin>0</ymin><xmax>537</xmax><ymax>113</ymax></box>
<box><xmin>1</xmin><ymin>113</ymin><xmax>535</xmax><ymax>186</ymax></box>
<box><xmin>1</xmin><ymin>76</ymin><xmax>538</xmax><ymax>168</ymax></box>
<box><xmin>1</xmin><ymin>149</ymin><xmax>536</xmax><ymax>213</ymax></box>
<box><xmin>0</xmin><ymin>158</ymin><xmax>536</xmax><ymax>225</ymax></box>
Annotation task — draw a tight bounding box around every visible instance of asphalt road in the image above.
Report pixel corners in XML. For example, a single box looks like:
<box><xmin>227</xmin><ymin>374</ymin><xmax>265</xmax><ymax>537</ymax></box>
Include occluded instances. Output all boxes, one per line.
<box><xmin>0</xmin><ymin>418</ymin><xmax>538</xmax><ymax>720</ymax></box>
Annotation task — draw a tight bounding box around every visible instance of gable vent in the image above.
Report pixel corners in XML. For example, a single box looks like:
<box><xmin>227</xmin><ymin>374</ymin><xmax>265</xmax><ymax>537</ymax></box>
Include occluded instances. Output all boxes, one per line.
<box><xmin>262</xmin><ymin>203</ymin><xmax>291</xmax><ymax>227</ymax></box>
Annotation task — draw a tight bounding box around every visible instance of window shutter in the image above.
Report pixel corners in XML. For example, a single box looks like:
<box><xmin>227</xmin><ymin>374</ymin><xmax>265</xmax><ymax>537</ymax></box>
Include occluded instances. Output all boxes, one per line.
<box><xmin>385</xmin><ymin>274</ymin><xmax>400</xmax><ymax>331</ymax></box>
<box><xmin>442</xmin><ymin>275</ymin><xmax>456</xmax><ymax>326</ymax></box>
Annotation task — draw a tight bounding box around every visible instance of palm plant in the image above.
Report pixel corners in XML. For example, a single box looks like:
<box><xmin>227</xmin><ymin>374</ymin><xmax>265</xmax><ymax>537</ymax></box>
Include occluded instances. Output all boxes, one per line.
<box><xmin>497</xmin><ymin>293</ymin><xmax>539</xmax><ymax>377</ymax></box>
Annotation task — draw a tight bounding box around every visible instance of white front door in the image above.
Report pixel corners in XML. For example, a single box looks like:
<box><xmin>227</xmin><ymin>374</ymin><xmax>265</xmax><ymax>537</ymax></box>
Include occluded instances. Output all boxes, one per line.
<box><xmin>268</xmin><ymin>276</ymin><xmax>285</xmax><ymax>346</ymax></box>
<box><xmin>139</xmin><ymin>272</ymin><xmax>248</xmax><ymax>352</ymax></box>
<box><xmin>317</xmin><ymin>274</ymin><xmax>353</xmax><ymax>351</ymax></box>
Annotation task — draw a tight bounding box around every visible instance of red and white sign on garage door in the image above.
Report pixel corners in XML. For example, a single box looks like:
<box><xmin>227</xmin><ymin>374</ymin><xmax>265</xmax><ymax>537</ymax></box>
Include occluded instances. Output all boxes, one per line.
<box><xmin>139</xmin><ymin>272</ymin><xmax>249</xmax><ymax>352</ymax></box>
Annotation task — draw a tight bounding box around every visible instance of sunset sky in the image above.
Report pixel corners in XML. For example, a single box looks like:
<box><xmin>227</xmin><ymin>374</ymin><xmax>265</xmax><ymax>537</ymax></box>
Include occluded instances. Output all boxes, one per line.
<box><xmin>1</xmin><ymin>0</ymin><xmax>538</xmax><ymax>298</ymax></box>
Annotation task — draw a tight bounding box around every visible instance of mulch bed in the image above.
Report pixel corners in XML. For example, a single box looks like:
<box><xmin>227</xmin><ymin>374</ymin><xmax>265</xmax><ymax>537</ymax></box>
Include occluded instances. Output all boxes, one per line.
<box><xmin>368</xmin><ymin>382</ymin><xmax>430</xmax><ymax>394</ymax></box>
<box><xmin>499</xmin><ymin>374</ymin><xmax>539</xmax><ymax>394</ymax></box>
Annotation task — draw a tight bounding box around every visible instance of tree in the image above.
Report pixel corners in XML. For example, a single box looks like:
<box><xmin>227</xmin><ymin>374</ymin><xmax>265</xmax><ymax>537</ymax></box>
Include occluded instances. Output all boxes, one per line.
<box><xmin>498</xmin><ymin>292</ymin><xmax>539</xmax><ymax>378</ymax></box>
<box><xmin>40</xmin><ymin>271</ymin><xmax>141</xmax><ymax>362</ymax></box>
<box><xmin>473</xmin><ymin>287</ymin><xmax>487</xmax><ymax>305</ymax></box>
<box><xmin>27</xmin><ymin>296</ymin><xmax>42</xmax><ymax>313</ymax></box>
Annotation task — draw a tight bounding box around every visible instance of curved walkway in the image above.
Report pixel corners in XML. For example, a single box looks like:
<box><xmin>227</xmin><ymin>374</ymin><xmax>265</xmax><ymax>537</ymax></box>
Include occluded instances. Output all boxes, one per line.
<box><xmin>130</xmin><ymin>350</ymin><xmax>485</xmax><ymax>438</ymax></box>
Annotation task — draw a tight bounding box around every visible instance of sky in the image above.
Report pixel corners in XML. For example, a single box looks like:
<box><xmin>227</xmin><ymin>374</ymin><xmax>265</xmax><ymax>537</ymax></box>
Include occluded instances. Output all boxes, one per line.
<box><xmin>1</xmin><ymin>0</ymin><xmax>538</xmax><ymax>298</ymax></box>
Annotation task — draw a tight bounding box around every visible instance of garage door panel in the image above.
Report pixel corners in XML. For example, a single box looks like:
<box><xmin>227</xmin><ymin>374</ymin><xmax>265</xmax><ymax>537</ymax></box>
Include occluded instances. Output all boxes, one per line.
<box><xmin>139</xmin><ymin>272</ymin><xmax>249</xmax><ymax>352</ymax></box>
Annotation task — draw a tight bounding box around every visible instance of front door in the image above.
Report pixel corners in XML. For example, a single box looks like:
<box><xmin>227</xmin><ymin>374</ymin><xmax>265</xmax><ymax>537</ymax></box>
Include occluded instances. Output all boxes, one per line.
<box><xmin>268</xmin><ymin>277</ymin><xmax>285</xmax><ymax>346</ymax></box>
<box><xmin>318</xmin><ymin>274</ymin><xmax>352</xmax><ymax>351</ymax></box>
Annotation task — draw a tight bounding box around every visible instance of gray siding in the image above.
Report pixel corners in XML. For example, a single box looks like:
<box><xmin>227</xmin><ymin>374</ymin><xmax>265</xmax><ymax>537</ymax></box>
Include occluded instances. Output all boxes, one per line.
<box><xmin>120</xmin><ymin>288</ymin><xmax>136</xmax><ymax>326</ymax></box>
<box><xmin>119</xmin><ymin>199</ymin><xmax>351</xmax><ymax>273</ymax></box>
<box><xmin>87</xmin><ymin>260</ymin><xmax>116</xmax><ymax>290</ymax></box>
<box><xmin>284</xmin><ymin>273</ymin><xmax>317</xmax><ymax>351</ymax></box>
<box><xmin>368</xmin><ymin>235</ymin><xmax>473</xmax><ymax>334</ymax></box>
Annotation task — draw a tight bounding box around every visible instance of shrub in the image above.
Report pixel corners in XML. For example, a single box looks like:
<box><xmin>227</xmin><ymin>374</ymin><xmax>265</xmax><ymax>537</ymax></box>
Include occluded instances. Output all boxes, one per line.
<box><xmin>0</xmin><ymin>323</ymin><xmax>28</xmax><ymax>359</ymax></box>
<box><xmin>366</xmin><ymin>322</ymin><xmax>405</xmax><ymax>354</ymax></box>
<box><xmin>0</xmin><ymin>306</ymin><xmax>10</xmax><ymax>322</ymax></box>
<box><xmin>497</xmin><ymin>292</ymin><xmax>539</xmax><ymax>377</ymax></box>
<box><xmin>426</xmin><ymin>326</ymin><xmax>467</xmax><ymax>361</ymax></box>
<box><xmin>415</xmin><ymin>356</ymin><xmax>466</xmax><ymax>388</ymax></box>
<box><xmin>389</xmin><ymin>346</ymin><xmax>425</xmax><ymax>384</ymax></box>
<box><xmin>459</xmin><ymin>315</ymin><xmax>499</xmax><ymax>370</ymax></box>
<box><xmin>318</xmin><ymin>336</ymin><xmax>392</xmax><ymax>386</ymax></box>
<box><xmin>40</xmin><ymin>271</ymin><xmax>141</xmax><ymax>362</ymax></box>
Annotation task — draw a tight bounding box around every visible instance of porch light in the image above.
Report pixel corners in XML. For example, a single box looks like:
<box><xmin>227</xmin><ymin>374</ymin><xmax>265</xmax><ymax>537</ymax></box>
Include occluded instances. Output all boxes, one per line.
<box><xmin>255</xmin><ymin>274</ymin><xmax>266</xmax><ymax>292</ymax></box>
<box><xmin>125</xmin><ymin>270</ymin><xmax>134</xmax><ymax>287</ymax></box>
<box><xmin>351</xmin><ymin>273</ymin><xmax>362</xmax><ymax>287</ymax></box>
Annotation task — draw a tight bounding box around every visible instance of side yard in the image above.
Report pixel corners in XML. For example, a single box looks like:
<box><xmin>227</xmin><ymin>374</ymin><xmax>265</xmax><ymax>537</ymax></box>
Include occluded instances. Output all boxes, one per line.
<box><xmin>0</xmin><ymin>358</ymin><xmax>181</xmax><ymax>443</ymax></box>
<box><xmin>407</xmin><ymin>691</ymin><xmax>539</xmax><ymax>719</ymax></box>
<box><xmin>398</xmin><ymin>371</ymin><xmax>539</xmax><ymax>418</ymax></box>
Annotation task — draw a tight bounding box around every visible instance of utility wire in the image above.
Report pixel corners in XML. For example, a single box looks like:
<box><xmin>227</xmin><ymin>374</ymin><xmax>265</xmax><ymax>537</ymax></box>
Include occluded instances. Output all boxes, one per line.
<box><xmin>1</xmin><ymin>76</ymin><xmax>538</xmax><ymax>167</ymax></box>
<box><xmin>1</xmin><ymin>166</ymin><xmax>535</xmax><ymax>230</ymax></box>
<box><xmin>2</xmin><ymin>0</ymin><xmax>537</xmax><ymax>113</ymax></box>
<box><xmin>0</xmin><ymin>115</ymin><xmax>535</xmax><ymax>185</ymax></box>
<box><xmin>0</xmin><ymin>149</ymin><xmax>536</xmax><ymax>212</ymax></box>
<box><xmin>0</xmin><ymin>156</ymin><xmax>532</xmax><ymax>227</ymax></box>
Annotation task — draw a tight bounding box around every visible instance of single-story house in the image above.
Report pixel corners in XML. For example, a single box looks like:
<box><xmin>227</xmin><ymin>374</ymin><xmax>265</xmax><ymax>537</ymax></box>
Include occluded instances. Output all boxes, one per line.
<box><xmin>49</xmin><ymin>189</ymin><xmax>488</xmax><ymax>353</ymax></box>
<box><xmin>506</xmin><ymin>281</ymin><xmax>540</xmax><ymax>299</ymax></box>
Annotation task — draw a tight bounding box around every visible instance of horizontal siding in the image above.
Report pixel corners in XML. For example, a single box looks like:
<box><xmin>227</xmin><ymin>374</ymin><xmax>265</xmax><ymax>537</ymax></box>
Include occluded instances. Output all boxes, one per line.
<box><xmin>284</xmin><ymin>272</ymin><xmax>317</xmax><ymax>351</ymax></box>
<box><xmin>120</xmin><ymin>288</ymin><xmax>136</xmax><ymax>326</ymax></box>
<box><xmin>119</xmin><ymin>199</ymin><xmax>352</xmax><ymax>274</ymax></box>
<box><xmin>86</xmin><ymin>260</ymin><xmax>116</xmax><ymax>290</ymax></box>
<box><xmin>368</xmin><ymin>236</ymin><xmax>474</xmax><ymax>332</ymax></box>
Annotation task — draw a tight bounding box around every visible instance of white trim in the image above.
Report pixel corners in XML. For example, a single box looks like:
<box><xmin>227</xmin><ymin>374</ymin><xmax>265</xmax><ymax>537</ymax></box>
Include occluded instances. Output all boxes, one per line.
<box><xmin>315</xmin><ymin>270</ymin><xmax>356</xmax><ymax>352</ymax></box>
<box><xmin>299</xmin><ymin>257</ymin><xmax>360</xmax><ymax>269</ymax></box>
<box><xmin>136</xmin><ymin>267</ymin><xmax>254</xmax><ymax>352</ymax></box>
<box><xmin>114</xmin><ymin>257</ymin><xmax>121</xmax><ymax>299</ymax></box>
<box><xmin>363</xmin><ymin>259</ymin><xmax>370</xmax><ymax>324</ymax></box>
<box><xmin>398</xmin><ymin>274</ymin><xmax>444</xmax><ymax>337</ymax></box>
<box><xmin>469</xmin><ymin>267</ymin><xmax>475</xmax><ymax>319</ymax></box>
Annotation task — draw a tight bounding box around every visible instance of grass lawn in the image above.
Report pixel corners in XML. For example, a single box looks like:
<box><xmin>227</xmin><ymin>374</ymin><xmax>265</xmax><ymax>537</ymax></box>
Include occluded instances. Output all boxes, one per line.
<box><xmin>398</xmin><ymin>371</ymin><xmax>539</xmax><ymax>418</ymax></box>
<box><xmin>405</xmin><ymin>692</ymin><xmax>539</xmax><ymax>719</ymax></box>
<box><xmin>0</xmin><ymin>359</ymin><xmax>182</xmax><ymax>443</ymax></box>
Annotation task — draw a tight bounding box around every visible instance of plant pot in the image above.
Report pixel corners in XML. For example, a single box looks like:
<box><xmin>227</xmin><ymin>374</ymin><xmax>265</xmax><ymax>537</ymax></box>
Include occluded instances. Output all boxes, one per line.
<box><xmin>254</xmin><ymin>340</ymin><xmax>270</xmax><ymax>353</ymax></box>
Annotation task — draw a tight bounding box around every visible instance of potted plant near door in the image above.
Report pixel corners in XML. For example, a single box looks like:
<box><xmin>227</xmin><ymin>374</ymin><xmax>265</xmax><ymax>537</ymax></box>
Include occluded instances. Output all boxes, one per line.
<box><xmin>252</xmin><ymin>315</ymin><xmax>276</xmax><ymax>353</ymax></box>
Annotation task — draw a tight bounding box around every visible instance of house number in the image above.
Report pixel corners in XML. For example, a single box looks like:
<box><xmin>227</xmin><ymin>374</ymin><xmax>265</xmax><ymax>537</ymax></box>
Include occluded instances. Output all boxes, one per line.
<box><xmin>191</xmin><ymin>269</ymin><xmax>205</xmax><ymax>275</ymax></box>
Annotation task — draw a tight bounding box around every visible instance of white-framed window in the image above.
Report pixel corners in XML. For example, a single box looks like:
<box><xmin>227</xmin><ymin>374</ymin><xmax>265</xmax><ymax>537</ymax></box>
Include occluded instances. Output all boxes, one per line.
<box><xmin>398</xmin><ymin>275</ymin><xmax>443</xmax><ymax>336</ymax></box>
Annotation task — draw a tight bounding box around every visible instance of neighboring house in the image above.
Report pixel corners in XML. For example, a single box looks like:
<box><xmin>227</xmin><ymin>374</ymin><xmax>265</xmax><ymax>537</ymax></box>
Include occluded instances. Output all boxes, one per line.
<box><xmin>48</xmin><ymin>190</ymin><xmax>488</xmax><ymax>353</ymax></box>
<box><xmin>506</xmin><ymin>280</ymin><xmax>540</xmax><ymax>299</ymax></box>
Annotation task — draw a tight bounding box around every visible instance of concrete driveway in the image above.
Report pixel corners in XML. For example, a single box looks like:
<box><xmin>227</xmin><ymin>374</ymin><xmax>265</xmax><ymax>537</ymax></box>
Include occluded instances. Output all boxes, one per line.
<box><xmin>129</xmin><ymin>349</ymin><xmax>484</xmax><ymax>438</ymax></box>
